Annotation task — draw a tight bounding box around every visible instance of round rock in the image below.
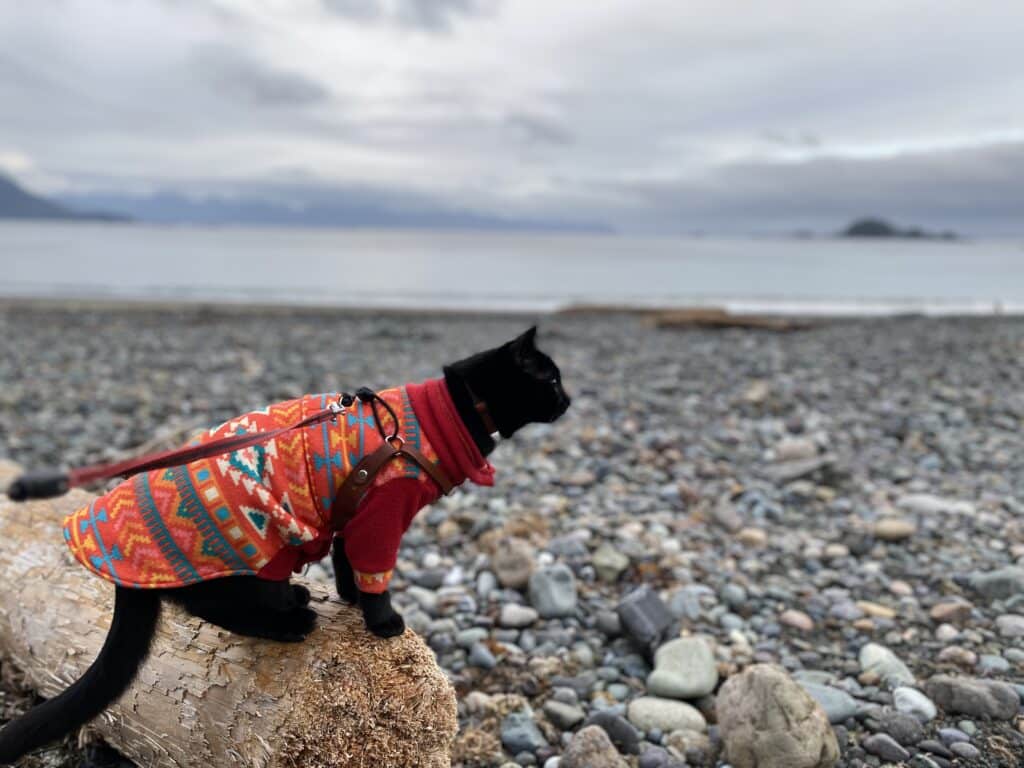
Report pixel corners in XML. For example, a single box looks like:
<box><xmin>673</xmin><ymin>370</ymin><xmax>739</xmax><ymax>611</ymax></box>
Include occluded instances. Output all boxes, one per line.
<box><xmin>996</xmin><ymin>614</ymin><xmax>1024</xmax><ymax>638</ymax></box>
<box><xmin>893</xmin><ymin>687</ymin><xmax>938</xmax><ymax>722</ymax></box>
<box><xmin>528</xmin><ymin>564</ymin><xmax>578</xmax><ymax>619</ymax></box>
<box><xmin>799</xmin><ymin>683</ymin><xmax>860</xmax><ymax>724</ymax></box>
<box><xmin>646</xmin><ymin>637</ymin><xmax>719</xmax><ymax>700</ymax></box>
<box><xmin>859</xmin><ymin>643</ymin><xmax>915</xmax><ymax>687</ymax></box>
<box><xmin>500</xmin><ymin>603</ymin><xmax>539</xmax><ymax>628</ymax></box>
<box><xmin>543</xmin><ymin>700</ymin><xmax>585</xmax><ymax>730</ymax></box>
<box><xmin>862</xmin><ymin>733</ymin><xmax>910</xmax><ymax>762</ymax></box>
<box><xmin>592</xmin><ymin>543</ymin><xmax>630</xmax><ymax>583</ymax></box>
<box><xmin>559</xmin><ymin>726</ymin><xmax>628</xmax><ymax>768</ymax></box>
<box><xmin>873</xmin><ymin>517</ymin><xmax>916</xmax><ymax>541</ymax></box>
<box><xmin>923</xmin><ymin>675</ymin><xmax>1021</xmax><ymax>720</ymax></box>
<box><xmin>582</xmin><ymin>712</ymin><xmax>641</xmax><ymax>755</ymax></box>
<box><xmin>501</xmin><ymin>710</ymin><xmax>549</xmax><ymax>754</ymax></box>
<box><xmin>627</xmin><ymin>697</ymin><xmax>707</xmax><ymax>734</ymax></box>
<box><xmin>950</xmin><ymin>742</ymin><xmax>981</xmax><ymax>759</ymax></box>
<box><xmin>468</xmin><ymin>642</ymin><xmax>497</xmax><ymax>669</ymax></box>
<box><xmin>877</xmin><ymin>711</ymin><xmax>925</xmax><ymax>746</ymax></box>
<box><xmin>779</xmin><ymin>610</ymin><xmax>815</xmax><ymax>632</ymax></box>
<box><xmin>493</xmin><ymin>537</ymin><xmax>536</xmax><ymax>589</ymax></box>
<box><xmin>716</xmin><ymin>664</ymin><xmax>839</xmax><ymax>768</ymax></box>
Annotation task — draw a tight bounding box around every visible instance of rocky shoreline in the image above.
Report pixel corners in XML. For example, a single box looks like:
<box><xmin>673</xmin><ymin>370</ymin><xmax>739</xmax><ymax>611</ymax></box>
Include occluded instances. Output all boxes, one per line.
<box><xmin>2</xmin><ymin>305</ymin><xmax>1024</xmax><ymax>767</ymax></box>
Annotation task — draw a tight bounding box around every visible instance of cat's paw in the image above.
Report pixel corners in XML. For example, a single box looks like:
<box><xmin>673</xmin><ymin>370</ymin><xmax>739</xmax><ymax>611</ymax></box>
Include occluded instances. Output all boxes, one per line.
<box><xmin>290</xmin><ymin>606</ymin><xmax>318</xmax><ymax>634</ymax></box>
<box><xmin>367</xmin><ymin>611</ymin><xmax>406</xmax><ymax>638</ymax></box>
<box><xmin>270</xmin><ymin>606</ymin><xmax>317</xmax><ymax>642</ymax></box>
<box><xmin>290</xmin><ymin>584</ymin><xmax>312</xmax><ymax>607</ymax></box>
<box><xmin>359</xmin><ymin>591</ymin><xmax>405</xmax><ymax>638</ymax></box>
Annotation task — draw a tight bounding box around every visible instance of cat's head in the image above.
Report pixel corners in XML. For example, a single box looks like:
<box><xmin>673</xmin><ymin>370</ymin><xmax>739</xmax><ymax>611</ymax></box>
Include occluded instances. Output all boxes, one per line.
<box><xmin>443</xmin><ymin>326</ymin><xmax>571</xmax><ymax>443</ymax></box>
<box><xmin>502</xmin><ymin>326</ymin><xmax>571</xmax><ymax>429</ymax></box>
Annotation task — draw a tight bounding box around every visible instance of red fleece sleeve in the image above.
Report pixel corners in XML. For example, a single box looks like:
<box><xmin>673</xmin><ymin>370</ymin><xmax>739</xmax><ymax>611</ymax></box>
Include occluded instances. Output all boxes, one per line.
<box><xmin>342</xmin><ymin>477</ymin><xmax>437</xmax><ymax>593</ymax></box>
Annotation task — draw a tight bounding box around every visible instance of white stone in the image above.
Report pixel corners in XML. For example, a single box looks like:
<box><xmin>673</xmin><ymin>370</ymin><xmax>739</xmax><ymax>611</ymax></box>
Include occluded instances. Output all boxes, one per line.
<box><xmin>646</xmin><ymin>637</ymin><xmax>719</xmax><ymax>699</ymax></box>
<box><xmin>774</xmin><ymin>437</ymin><xmax>819</xmax><ymax>462</ymax></box>
<box><xmin>627</xmin><ymin>697</ymin><xmax>707</xmax><ymax>733</ymax></box>
<box><xmin>897</xmin><ymin>493</ymin><xmax>975</xmax><ymax>516</ymax></box>
<box><xmin>893</xmin><ymin>687</ymin><xmax>937</xmax><ymax>721</ymax></box>
<box><xmin>996</xmin><ymin>614</ymin><xmax>1024</xmax><ymax>638</ymax></box>
<box><xmin>500</xmin><ymin>603</ymin><xmax>539</xmax><ymax>628</ymax></box>
<box><xmin>592</xmin><ymin>543</ymin><xmax>630</xmax><ymax>582</ymax></box>
<box><xmin>859</xmin><ymin>643</ymin><xmax>915</xmax><ymax>687</ymax></box>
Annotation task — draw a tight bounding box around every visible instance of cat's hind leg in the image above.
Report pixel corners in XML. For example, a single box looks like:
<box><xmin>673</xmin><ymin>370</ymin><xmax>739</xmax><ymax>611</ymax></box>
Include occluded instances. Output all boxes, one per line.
<box><xmin>169</xmin><ymin>576</ymin><xmax>316</xmax><ymax>642</ymax></box>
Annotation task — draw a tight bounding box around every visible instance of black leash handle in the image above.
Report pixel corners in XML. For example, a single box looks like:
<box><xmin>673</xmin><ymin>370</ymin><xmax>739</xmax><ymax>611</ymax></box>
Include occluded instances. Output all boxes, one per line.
<box><xmin>6</xmin><ymin>470</ymin><xmax>69</xmax><ymax>501</ymax></box>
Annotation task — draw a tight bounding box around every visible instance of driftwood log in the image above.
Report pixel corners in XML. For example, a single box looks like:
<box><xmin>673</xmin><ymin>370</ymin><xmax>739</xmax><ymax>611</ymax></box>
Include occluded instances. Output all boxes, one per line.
<box><xmin>0</xmin><ymin>461</ymin><xmax>457</xmax><ymax>768</ymax></box>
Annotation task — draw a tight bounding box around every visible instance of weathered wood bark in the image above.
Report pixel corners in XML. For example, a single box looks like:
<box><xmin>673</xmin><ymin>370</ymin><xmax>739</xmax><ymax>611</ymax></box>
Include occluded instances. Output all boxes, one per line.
<box><xmin>0</xmin><ymin>461</ymin><xmax>457</xmax><ymax>768</ymax></box>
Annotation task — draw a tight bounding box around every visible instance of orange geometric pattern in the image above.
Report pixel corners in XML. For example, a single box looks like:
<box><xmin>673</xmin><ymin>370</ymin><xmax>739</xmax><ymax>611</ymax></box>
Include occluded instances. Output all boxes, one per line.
<box><xmin>62</xmin><ymin>387</ymin><xmax>440</xmax><ymax>589</ymax></box>
<box><xmin>353</xmin><ymin>569</ymin><xmax>395</xmax><ymax>594</ymax></box>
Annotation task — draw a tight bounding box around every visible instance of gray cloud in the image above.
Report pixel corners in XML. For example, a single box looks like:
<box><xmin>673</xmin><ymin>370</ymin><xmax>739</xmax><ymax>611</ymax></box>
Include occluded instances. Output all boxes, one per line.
<box><xmin>320</xmin><ymin>0</ymin><xmax>383</xmax><ymax>22</ymax></box>
<box><xmin>760</xmin><ymin>130</ymin><xmax>822</xmax><ymax>149</ymax></box>
<box><xmin>192</xmin><ymin>45</ymin><xmax>329</xmax><ymax>107</ymax></box>
<box><xmin>505</xmin><ymin>112</ymin><xmax>574</xmax><ymax>146</ymax></box>
<box><xmin>322</xmin><ymin>0</ymin><xmax>498</xmax><ymax>31</ymax></box>
<box><xmin>395</xmin><ymin>0</ymin><xmax>496</xmax><ymax>31</ymax></box>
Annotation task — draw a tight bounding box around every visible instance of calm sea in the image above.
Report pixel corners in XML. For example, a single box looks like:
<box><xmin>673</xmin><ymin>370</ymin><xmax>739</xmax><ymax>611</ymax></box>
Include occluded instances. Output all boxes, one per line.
<box><xmin>3</xmin><ymin>221</ymin><xmax>1023</xmax><ymax>314</ymax></box>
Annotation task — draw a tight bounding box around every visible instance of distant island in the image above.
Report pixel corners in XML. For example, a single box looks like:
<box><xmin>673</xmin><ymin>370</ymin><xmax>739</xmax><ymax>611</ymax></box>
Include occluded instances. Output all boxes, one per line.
<box><xmin>0</xmin><ymin>173</ymin><xmax>126</xmax><ymax>222</ymax></box>
<box><xmin>841</xmin><ymin>217</ymin><xmax>959</xmax><ymax>240</ymax></box>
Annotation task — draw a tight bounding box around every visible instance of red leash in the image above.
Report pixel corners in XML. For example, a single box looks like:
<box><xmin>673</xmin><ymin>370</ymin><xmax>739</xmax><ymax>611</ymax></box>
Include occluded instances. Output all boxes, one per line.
<box><xmin>7</xmin><ymin>405</ymin><xmax>343</xmax><ymax>501</ymax></box>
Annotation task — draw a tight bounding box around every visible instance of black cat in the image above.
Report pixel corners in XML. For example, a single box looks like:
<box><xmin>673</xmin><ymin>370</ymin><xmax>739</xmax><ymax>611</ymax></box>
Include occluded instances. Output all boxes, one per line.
<box><xmin>0</xmin><ymin>327</ymin><xmax>570</xmax><ymax>763</ymax></box>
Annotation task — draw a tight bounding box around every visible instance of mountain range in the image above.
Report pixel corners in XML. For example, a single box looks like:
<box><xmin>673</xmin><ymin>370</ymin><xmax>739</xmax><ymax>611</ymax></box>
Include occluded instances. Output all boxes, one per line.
<box><xmin>0</xmin><ymin>174</ymin><xmax>124</xmax><ymax>221</ymax></box>
<box><xmin>0</xmin><ymin>173</ymin><xmax>611</xmax><ymax>233</ymax></box>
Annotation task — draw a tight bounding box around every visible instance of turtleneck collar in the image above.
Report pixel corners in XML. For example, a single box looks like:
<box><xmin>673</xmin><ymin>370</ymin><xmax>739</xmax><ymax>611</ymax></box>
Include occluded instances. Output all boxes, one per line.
<box><xmin>405</xmin><ymin>378</ymin><xmax>495</xmax><ymax>488</ymax></box>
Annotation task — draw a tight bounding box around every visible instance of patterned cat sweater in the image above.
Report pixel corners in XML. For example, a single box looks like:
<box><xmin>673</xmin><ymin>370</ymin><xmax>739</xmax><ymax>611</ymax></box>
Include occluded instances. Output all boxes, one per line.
<box><xmin>63</xmin><ymin>378</ymin><xmax>494</xmax><ymax>594</ymax></box>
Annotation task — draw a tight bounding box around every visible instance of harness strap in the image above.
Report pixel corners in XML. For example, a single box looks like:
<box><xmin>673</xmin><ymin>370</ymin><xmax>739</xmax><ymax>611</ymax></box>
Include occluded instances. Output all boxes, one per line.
<box><xmin>331</xmin><ymin>438</ymin><xmax>454</xmax><ymax>533</ymax></box>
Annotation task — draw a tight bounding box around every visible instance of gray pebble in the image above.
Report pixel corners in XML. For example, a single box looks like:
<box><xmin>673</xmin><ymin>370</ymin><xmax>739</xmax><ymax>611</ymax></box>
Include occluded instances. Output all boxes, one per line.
<box><xmin>950</xmin><ymin>741</ymin><xmax>981</xmax><ymax>759</ymax></box>
<box><xmin>862</xmin><ymin>733</ymin><xmax>911</xmax><ymax>762</ymax></box>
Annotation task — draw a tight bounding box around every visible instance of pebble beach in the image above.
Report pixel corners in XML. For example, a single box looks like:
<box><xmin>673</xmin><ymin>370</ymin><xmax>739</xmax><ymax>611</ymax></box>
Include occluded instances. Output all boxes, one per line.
<box><xmin>2</xmin><ymin>302</ymin><xmax>1024</xmax><ymax>767</ymax></box>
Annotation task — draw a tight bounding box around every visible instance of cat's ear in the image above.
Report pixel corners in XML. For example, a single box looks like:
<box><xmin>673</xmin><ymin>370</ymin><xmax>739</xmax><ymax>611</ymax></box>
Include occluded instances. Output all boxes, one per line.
<box><xmin>511</xmin><ymin>326</ymin><xmax>538</xmax><ymax>355</ymax></box>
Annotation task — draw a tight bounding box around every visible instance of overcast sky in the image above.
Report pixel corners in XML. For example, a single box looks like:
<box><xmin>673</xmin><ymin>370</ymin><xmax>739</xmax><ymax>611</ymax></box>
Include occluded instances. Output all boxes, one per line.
<box><xmin>1</xmin><ymin>0</ymin><xmax>1022</xmax><ymax>234</ymax></box>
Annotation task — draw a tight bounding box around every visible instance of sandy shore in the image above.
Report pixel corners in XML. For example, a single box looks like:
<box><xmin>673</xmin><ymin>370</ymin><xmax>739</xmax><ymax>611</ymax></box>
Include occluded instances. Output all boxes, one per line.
<box><xmin>2</xmin><ymin>304</ymin><xmax>1024</xmax><ymax>767</ymax></box>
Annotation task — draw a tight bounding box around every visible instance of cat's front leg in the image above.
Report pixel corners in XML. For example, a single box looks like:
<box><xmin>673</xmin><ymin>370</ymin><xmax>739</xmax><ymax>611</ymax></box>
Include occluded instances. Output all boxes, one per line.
<box><xmin>332</xmin><ymin>540</ymin><xmax>403</xmax><ymax>635</ymax></box>
<box><xmin>330</xmin><ymin>536</ymin><xmax>359</xmax><ymax>604</ymax></box>
<box><xmin>358</xmin><ymin>589</ymin><xmax>406</xmax><ymax>638</ymax></box>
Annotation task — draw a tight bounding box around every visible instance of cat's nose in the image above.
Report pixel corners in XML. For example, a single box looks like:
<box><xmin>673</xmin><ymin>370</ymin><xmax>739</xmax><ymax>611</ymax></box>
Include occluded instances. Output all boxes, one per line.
<box><xmin>551</xmin><ymin>393</ymin><xmax>571</xmax><ymax>419</ymax></box>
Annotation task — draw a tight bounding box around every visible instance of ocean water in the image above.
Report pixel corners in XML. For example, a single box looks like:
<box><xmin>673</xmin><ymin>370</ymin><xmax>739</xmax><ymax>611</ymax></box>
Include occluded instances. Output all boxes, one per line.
<box><xmin>2</xmin><ymin>221</ymin><xmax>1023</xmax><ymax>314</ymax></box>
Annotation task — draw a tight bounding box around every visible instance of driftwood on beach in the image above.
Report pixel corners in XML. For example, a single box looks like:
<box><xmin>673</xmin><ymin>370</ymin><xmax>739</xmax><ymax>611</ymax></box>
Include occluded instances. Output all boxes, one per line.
<box><xmin>0</xmin><ymin>461</ymin><xmax>457</xmax><ymax>768</ymax></box>
<box><xmin>647</xmin><ymin>308</ymin><xmax>815</xmax><ymax>332</ymax></box>
<box><xmin>556</xmin><ymin>304</ymin><xmax>815</xmax><ymax>331</ymax></box>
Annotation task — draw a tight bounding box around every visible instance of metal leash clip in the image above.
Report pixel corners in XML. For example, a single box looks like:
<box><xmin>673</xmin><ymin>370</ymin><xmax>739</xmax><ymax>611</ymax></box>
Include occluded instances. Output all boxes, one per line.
<box><xmin>328</xmin><ymin>395</ymin><xmax>348</xmax><ymax>422</ymax></box>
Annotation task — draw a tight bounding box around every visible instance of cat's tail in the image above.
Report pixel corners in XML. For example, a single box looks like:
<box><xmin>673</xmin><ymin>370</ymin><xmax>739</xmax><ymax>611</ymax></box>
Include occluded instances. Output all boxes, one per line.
<box><xmin>0</xmin><ymin>586</ymin><xmax>161</xmax><ymax>764</ymax></box>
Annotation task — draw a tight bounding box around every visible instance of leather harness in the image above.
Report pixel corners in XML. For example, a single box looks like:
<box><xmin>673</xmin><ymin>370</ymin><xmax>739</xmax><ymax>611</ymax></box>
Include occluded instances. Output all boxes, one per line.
<box><xmin>330</xmin><ymin>434</ymin><xmax>454</xmax><ymax>533</ymax></box>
